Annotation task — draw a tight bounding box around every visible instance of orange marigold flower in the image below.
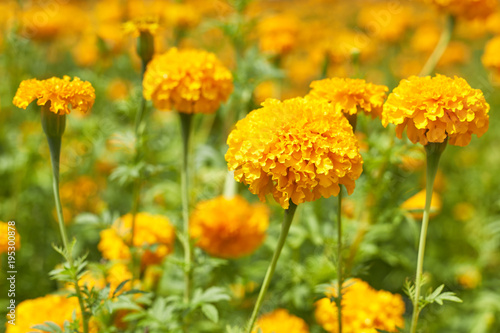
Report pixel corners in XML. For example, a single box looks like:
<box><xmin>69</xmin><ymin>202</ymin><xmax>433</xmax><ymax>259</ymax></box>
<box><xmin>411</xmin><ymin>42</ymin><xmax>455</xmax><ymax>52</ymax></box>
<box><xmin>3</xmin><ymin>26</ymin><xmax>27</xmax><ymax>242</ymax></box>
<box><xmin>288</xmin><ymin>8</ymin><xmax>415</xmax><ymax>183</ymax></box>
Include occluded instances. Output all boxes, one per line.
<box><xmin>123</xmin><ymin>16</ymin><xmax>160</xmax><ymax>37</ymax></box>
<box><xmin>482</xmin><ymin>35</ymin><xmax>500</xmax><ymax>74</ymax></box>
<box><xmin>423</xmin><ymin>0</ymin><xmax>497</xmax><ymax>20</ymax></box>
<box><xmin>382</xmin><ymin>75</ymin><xmax>489</xmax><ymax>147</ymax></box>
<box><xmin>253</xmin><ymin>309</ymin><xmax>310</xmax><ymax>333</ymax></box>
<box><xmin>1</xmin><ymin>221</ymin><xmax>20</xmax><ymax>253</ymax></box>
<box><xmin>307</xmin><ymin>78</ymin><xmax>388</xmax><ymax>118</ymax></box>
<box><xmin>315</xmin><ymin>279</ymin><xmax>405</xmax><ymax>333</ymax></box>
<box><xmin>225</xmin><ymin>98</ymin><xmax>363</xmax><ymax>209</ymax></box>
<box><xmin>163</xmin><ymin>3</ymin><xmax>200</xmax><ymax>29</ymax></box>
<box><xmin>257</xmin><ymin>14</ymin><xmax>300</xmax><ymax>55</ymax></box>
<box><xmin>143</xmin><ymin>48</ymin><xmax>233</xmax><ymax>114</ymax></box>
<box><xmin>190</xmin><ymin>195</ymin><xmax>269</xmax><ymax>258</ymax></box>
<box><xmin>13</xmin><ymin>76</ymin><xmax>96</xmax><ymax>115</ymax></box>
<box><xmin>6</xmin><ymin>294</ymin><xmax>98</xmax><ymax>333</ymax></box>
<box><xmin>98</xmin><ymin>212</ymin><xmax>175</xmax><ymax>267</ymax></box>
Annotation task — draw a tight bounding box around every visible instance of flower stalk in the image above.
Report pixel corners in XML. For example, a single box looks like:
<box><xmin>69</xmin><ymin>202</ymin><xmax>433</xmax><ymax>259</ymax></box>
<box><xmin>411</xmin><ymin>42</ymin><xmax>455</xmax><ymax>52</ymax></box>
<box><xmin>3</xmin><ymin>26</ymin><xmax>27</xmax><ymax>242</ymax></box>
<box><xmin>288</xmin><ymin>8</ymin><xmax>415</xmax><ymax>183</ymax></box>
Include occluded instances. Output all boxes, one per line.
<box><xmin>180</xmin><ymin>112</ymin><xmax>194</xmax><ymax>305</ymax></box>
<box><xmin>42</xmin><ymin>105</ymin><xmax>89</xmax><ymax>333</ymax></box>
<box><xmin>410</xmin><ymin>140</ymin><xmax>447</xmax><ymax>333</ymax></box>
<box><xmin>337</xmin><ymin>187</ymin><xmax>344</xmax><ymax>333</ymax></box>
<box><xmin>246</xmin><ymin>202</ymin><xmax>298</xmax><ymax>333</ymax></box>
<box><xmin>419</xmin><ymin>14</ymin><xmax>455</xmax><ymax>77</ymax></box>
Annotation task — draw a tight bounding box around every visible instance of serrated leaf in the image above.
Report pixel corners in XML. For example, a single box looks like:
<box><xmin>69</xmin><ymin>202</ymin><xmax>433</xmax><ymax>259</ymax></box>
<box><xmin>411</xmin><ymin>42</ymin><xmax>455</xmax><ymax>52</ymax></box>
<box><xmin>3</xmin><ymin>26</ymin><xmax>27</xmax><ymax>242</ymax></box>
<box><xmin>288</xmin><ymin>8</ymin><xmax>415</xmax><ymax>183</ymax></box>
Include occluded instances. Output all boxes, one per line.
<box><xmin>112</xmin><ymin>279</ymin><xmax>130</xmax><ymax>297</ymax></box>
<box><xmin>201</xmin><ymin>303</ymin><xmax>219</xmax><ymax>323</ymax></box>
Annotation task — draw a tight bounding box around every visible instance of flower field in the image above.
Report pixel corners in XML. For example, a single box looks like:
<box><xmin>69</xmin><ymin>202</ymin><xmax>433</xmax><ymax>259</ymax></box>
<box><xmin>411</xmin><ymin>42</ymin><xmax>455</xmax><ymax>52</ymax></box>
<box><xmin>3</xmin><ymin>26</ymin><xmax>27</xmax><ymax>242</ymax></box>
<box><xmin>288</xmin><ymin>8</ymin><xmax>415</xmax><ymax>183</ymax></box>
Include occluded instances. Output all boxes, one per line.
<box><xmin>1</xmin><ymin>0</ymin><xmax>500</xmax><ymax>332</ymax></box>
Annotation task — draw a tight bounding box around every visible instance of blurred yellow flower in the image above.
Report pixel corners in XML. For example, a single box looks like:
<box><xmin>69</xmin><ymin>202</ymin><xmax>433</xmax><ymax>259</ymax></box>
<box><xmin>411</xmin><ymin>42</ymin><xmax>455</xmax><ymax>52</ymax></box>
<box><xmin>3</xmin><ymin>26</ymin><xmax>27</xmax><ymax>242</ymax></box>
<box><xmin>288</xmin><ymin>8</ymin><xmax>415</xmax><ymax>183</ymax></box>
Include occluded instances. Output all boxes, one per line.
<box><xmin>253</xmin><ymin>309</ymin><xmax>309</xmax><ymax>333</ymax></box>
<box><xmin>190</xmin><ymin>195</ymin><xmax>269</xmax><ymax>258</ymax></box>
<box><xmin>258</xmin><ymin>14</ymin><xmax>300</xmax><ymax>55</ymax></box>
<box><xmin>423</xmin><ymin>0</ymin><xmax>497</xmax><ymax>20</ymax></box>
<box><xmin>73</xmin><ymin>32</ymin><xmax>100</xmax><ymax>67</ymax></box>
<box><xmin>59</xmin><ymin>176</ymin><xmax>104</xmax><ymax>222</ymax></box>
<box><xmin>98</xmin><ymin>212</ymin><xmax>175</xmax><ymax>267</ymax></box>
<box><xmin>453</xmin><ymin>202</ymin><xmax>476</xmax><ymax>221</ymax></box>
<box><xmin>163</xmin><ymin>3</ymin><xmax>200</xmax><ymax>29</ymax></box>
<box><xmin>106</xmin><ymin>79</ymin><xmax>131</xmax><ymax>101</ymax></box>
<box><xmin>0</xmin><ymin>222</ymin><xmax>20</xmax><ymax>254</ymax></box>
<box><xmin>382</xmin><ymin>75</ymin><xmax>489</xmax><ymax>147</ymax></box>
<box><xmin>317</xmin><ymin>29</ymin><xmax>376</xmax><ymax>65</ymax></box>
<box><xmin>123</xmin><ymin>17</ymin><xmax>160</xmax><ymax>37</ymax></box>
<box><xmin>13</xmin><ymin>76</ymin><xmax>96</xmax><ymax>115</ymax></box>
<box><xmin>457</xmin><ymin>266</ymin><xmax>482</xmax><ymax>289</ymax></box>
<box><xmin>6</xmin><ymin>294</ymin><xmax>98</xmax><ymax>333</ymax></box>
<box><xmin>401</xmin><ymin>189</ymin><xmax>442</xmax><ymax>219</ymax></box>
<box><xmin>143</xmin><ymin>48</ymin><xmax>233</xmax><ymax>113</ymax></box>
<box><xmin>315</xmin><ymin>279</ymin><xmax>405</xmax><ymax>333</ymax></box>
<box><xmin>358</xmin><ymin>3</ymin><xmax>413</xmax><ymax>43</ymax></box>
<box><xmin>307</xmin><ymin>78</ymin><xmax>388</xmax><ymax>118</ymax></box>
<box><xmin>482</xmin><ymin>35</ymin><xmax>500</xmax><ymax>76</ymax></box>
<box><xmin>225</xmin><ymin>97</ymin><xmax>363</xmax><ymax>209</ymax></box>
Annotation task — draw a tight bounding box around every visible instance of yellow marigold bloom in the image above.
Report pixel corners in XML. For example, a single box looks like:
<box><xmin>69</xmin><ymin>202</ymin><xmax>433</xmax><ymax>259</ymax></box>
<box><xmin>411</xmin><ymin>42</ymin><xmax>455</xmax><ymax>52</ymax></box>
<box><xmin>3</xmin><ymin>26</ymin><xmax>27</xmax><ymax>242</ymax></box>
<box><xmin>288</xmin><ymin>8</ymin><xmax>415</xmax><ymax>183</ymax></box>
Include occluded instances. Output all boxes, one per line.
<box><xmin>107</xmin><ymin>79</ymin><xmax>131</xmax><ymax>101</ymax></box>
<box><xmin>190</xmin><ymin>195</ymin><xmax>270</xmax><ymax>258</ymax></box>
<box><xmin>358</xmin><ymin>3</ymin><xmax>413</xmax><ymax>43</ymax></box>
<box><xmin>163</xmin><ymin>3</ymin><xmax>200</xmax><ymax>29</ymax></box>
<box><xmin>382</xmin><ymin>75</ymin><xmax>490</xmax><ymax>147</ymax></box>
<box><xmin>482</xmin><ymin>36</ymin><xmax>500</xmax><ymax>74</ymax></box>
<box><xmin>253</xmin><ymin>309</ymin><xmax>310</xmax><ymax>333</ymax></box>
<box><xmin>143</xmin><ymin>48</ymin><xmax>233</xmax><ymax>114</ymax></box>
<box><xmin>401</xmin><ymin>189</ymin><xmax>442</xmax><ymax>219</ymax></box>
<box><xmin>307</xmin><ymin>78</ymin><xmax>388</xmax><ymax>118</ymax></box>
<box><xmin>225</xmin><ymin>98</ymin><xmax>363</xmax><ymax>209</ymax></box>
<box><xmin>318</xmin><ymin>30</ymin><xmax>376</xmax><ymax>65</ymax></box>
<box><xmin>457</xmin><ymin>266</ymin><xmax>482</xmax><ymax>289</ymax></box>
<box><xmin>423</xmin><ymin>0</ymin><xmax>497</xmax><ymax>20</ymax></box>
<box><xmin>98</xmin><ymin>212</ymin><xmax>175</xmax><ymax>267</ymax></box>
<box><xmin>0</xmin><ymin>221</ymin><xmax>20</xmax><ymax>254</ymax></box>
<box><xmin>258</xmin><ymin>14</ymin><xmax>300</xmax><ymax>55</ymax></box>
<box><xmin>315</xmin><ymin>279</ymin><xmax>405</xmax><ymax>333</ymax></box>
<box><xmin>59</xmin><ymin>175</ymin><xmax>104</xmax><ymax>222</ymax></box>
<box><xmin>123</xmin><ymin>17</ymin><xmax>160</xmax><ymax>37</ymax></box>
<box><xmin>13</xmin><ymin>76</ymin><xmax>96</xmax><ymax>115</ymax></box>
<box><xmin>6</xmin><ymin>294</ymin><xmax>98</xmax><ymax>333</ymax></box>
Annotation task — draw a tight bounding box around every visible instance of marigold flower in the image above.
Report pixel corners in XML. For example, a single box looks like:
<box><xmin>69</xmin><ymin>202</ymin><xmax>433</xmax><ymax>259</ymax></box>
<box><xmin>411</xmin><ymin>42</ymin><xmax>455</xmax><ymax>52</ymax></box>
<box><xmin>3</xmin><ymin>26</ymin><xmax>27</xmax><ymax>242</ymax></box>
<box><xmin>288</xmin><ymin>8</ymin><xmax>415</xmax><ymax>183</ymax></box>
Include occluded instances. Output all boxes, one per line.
<box><xmin>0</xmin><ymin>221</ymin><xmax>20</xmax><ymax>253</ymax></box>
<box><xmin>59</xmin><ymin>176</ymin><xmax>104</xmax><ymax>222</ymax></box>
<box><xmin>253</xmin><ymin>309</ymin><xmax>310</xmax><ymax>333</ymax></box>
<box><xmin>190</xmin><ymin>195</ymin><xmax>269</xmax><ymax>258</ymax></box>
<box><xmin>401</xmin><ymin>189</ymin><xmax>442</xmax><ymax>219</ymax></box>
<box><xmin>163</xmin><ymin>3</ymin><xmax>200</xmax><ymax>28</ymax></box>
<box><xmin>123</xmin><ymin>17</ymin><xmax>160</xmax><ymax>37</ymax></box>
<box><xmin>423</xmin><ymin>0</ymin><xmax>497</xmax><ymax>20</ymax></box>
<box><xmin>307</xmin><ymin>78</ymin><xmax>388</xmax><ymax>118</ymax></box>
<box><xmin>382</xmin><ymin>75</ymin><xmax>489</xmax><ymax>147</ymax></box>
<box><xmin>13</xmin><ymin>76</ymin><xmax>96</xmax><ymax>115</ymax></box>
<box><xmin>6</xmin><ymin>294</ymin><xmax>98</xmax><ymax>333</ymax></box>
<box><xmin>143</xmin><ymin>48</ymin><xmax>233</xmax><ymax>113</ymax></box>
<box><xmin>315</xmin><ymin>279</ymin><xmax>405</xmax><ymax>333</ymax></box>
<box><xmin>457</xmin><ymin>266</ymin><xmax>482</xmax><ymax>289</ymax></box>
<box><xmin>98</xmin><ymin>212</ymin><xmax>175</xmax><ymax>267</ymax></box>
<box><xmin>358</xmin><ymin>3</ymin><xmax>413</xmax><ymax>42</ymax></box>
<box><xmin>482</xmin><ymin>35</ymin><xmax>500</xmax><ymax>75</ymax></box>
<box><xmin>257</xmin><ymin>14</ymin><xmax>300</xmax><ymax>55</ymax></box>
<box><xmin>225</xmin><ymin>98</ymin><xmax>363</xmax><ymax>209</ymax></box>
<box><xmin>318</xmin><ymin>30</ymin><xmax>376</xmax><ymax>65</ymax></box>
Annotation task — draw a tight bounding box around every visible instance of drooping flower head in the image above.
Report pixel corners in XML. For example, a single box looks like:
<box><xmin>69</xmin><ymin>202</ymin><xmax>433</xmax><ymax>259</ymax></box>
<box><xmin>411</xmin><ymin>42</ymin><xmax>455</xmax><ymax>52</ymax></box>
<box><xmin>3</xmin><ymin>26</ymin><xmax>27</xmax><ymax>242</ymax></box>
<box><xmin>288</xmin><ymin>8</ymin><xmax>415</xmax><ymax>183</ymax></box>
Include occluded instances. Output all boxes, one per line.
<box><xmin>253</xmin><ymin>309</ymin><xmax>310</xmax><ymax>333</ymax></box>
<box><xmin>190</xmin><ymin>195</ymin><xmax>269</xmax><ymax>258</ymax></box>
<box><xmin>98</xmin><ymin>212</ymin><xmax>175</xmax><ymax>267</ymax></box>
<box><xmin>315</xmin><ymin>279</ymin><xmax>405</xmax><ymax>333</ymax></box>
<box><xmin>13</xmin><ymin>76</ymin><xmax>96</xmax><ymax>115</ymax></box>
<box><xmin>382</xmin><ymin>74</ymin><xmax>489</xmax><ymax>147</ymax></box>
<box><xmin>422</xmin><ymin>0</ymin><xmax>497</xmax><ymax>20</ymax></box>
<box><xmin>225</xmin><ymin>97</ymin><xmax>363</xmax><ymax>209</ymax></box>
<box><xmin>307</xmin><ymin>78</ymin><xmax>389</xmax><ymax>118</ymax></box>
<box><xmin>143</xmin><ymin>48</ymin><xmax>233</xmax><ymax>114</ymax></box>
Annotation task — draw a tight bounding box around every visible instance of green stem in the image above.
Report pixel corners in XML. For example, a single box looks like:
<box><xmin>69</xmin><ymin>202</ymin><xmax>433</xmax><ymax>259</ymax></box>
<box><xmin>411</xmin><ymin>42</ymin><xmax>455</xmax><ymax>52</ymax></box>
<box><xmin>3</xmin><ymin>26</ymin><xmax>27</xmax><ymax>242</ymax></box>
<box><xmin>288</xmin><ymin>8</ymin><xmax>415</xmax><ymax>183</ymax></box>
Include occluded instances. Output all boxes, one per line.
<box><xmin>410</xmin><ymin>140</ymin><xmax>447</xmax><ymax>333</ymax></box>
<box><xmin>337</xmin><ymin>187</ymin><xmax>343</xmax><ymax>333</ymax></box>
<box><xmin>180</xmin><ymin>113</ymin><xmax>194</xmax><ymax>305</ymax></box>
<box><xmin>246</xmin><ymin>202</ymin><xmax>298</xmax><ymax>333</ymax></box>
<box><xmin>45</xmin><ymin>133</ymin><xmax>89</xmax><ymax>333</ymax></box>
<box><xmin>419</xmin><ymin>15</ymin><xmax>455</xmax><ymax>77</ymax></box>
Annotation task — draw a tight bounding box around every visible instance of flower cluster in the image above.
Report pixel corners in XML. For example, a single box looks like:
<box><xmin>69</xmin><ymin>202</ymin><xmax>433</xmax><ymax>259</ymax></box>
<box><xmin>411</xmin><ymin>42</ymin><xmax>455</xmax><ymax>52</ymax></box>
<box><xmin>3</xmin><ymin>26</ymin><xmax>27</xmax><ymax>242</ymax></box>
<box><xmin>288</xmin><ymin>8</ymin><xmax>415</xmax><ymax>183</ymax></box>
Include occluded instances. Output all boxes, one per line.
<box><xmin>253</xmin><ymin>309</ymin><xmax>310</xmax><ymax>333</ymax></box>
<box><xmin>190</xmin><ymin>195</ymin><xmax>269</xmax><ymax>258</ymax></box>
<box><xmin>423</xmin><ymin>0</ymin><xmax>497</xmax><ymax>20</ymax></box>
<box><xmin>225</xmin><ymin>97</ymin><xmax>363</xmax><ymax>209</ymax></box>
<box><xmin>382</xmin><ymin>75</ymin><xmax>489</xmax><ymax>147</ymax></box>
<box><xmin>13</xmin><ymin>76</ymin><xmax>96</xmax><ymax>115</ymax></box>
<box><xmin>143</xmin><ymin>48</ymin><xmax>233</xmax><ymax>114</ymax></box>
<box><xmin>98</xmin><ymin>212</ymin><xmax>175</xmax><ymax>267</ymax></box>
<box><xmin>307</xmin><ymin>78</ymin><xmax>388</xmax><ymax>118</ymax></box>
<box><xmin>315</xmin><ymin>279</ymin><xmax>405</xmax><ymax>333</ymax></box>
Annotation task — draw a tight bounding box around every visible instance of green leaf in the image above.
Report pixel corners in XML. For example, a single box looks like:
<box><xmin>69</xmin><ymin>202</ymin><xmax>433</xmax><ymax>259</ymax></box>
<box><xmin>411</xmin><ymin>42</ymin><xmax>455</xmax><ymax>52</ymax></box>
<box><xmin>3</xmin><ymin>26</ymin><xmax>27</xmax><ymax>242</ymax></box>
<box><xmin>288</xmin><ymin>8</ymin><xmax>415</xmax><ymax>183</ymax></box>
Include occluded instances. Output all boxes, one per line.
<box><xmin>201</xmin><ymin>303</ymin><xmax>219</xmax><ymax>323</ymax></box>
<box><xmin>112</xmin><ymin>279</ymin><xmax>130</xmax><ymax>297</ymax></box>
